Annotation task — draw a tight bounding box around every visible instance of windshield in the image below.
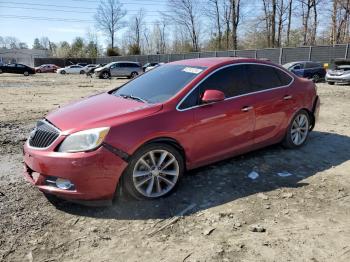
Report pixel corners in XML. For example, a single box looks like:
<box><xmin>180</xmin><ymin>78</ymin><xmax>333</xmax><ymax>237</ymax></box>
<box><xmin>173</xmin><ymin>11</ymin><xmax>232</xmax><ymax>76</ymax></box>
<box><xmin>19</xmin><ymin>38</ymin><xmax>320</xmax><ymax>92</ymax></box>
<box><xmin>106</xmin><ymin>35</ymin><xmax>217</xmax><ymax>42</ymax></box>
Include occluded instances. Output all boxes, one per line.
<box><xmin>282</xmin><ymin>62</ymin><xmax>297</xmax><ymax>69</ymax></box>
<box><xmin>336</xmin><ymin>65</ymin><xmax>350</xmax><ymax>71</ymax></box>
<box><xmin>112</xmin><ymin>64</ymin><xmax>206</xmax><ymax>104</ymax></box>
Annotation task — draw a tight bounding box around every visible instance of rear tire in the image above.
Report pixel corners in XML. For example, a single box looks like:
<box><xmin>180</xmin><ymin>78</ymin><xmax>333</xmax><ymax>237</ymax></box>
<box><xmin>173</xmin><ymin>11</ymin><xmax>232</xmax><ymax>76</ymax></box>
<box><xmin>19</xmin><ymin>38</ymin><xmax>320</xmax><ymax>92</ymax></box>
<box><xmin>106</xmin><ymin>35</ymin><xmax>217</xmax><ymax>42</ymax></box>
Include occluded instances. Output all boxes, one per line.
<box><xmin>61</xmin><ymin>70</ymin><xmax>66</xmax><ymax>75</ymax></box>
<box><xmin>282</xmin><ymin>110</ymin><xmax>310</xmax><ymax>149</ymax></box>
<box><xmin>80</xmin><ymin>70</ymin><xmax>85</xmax><ymax>74</ymax></box>
<box><xmin>130</xmin><ymin>72</ymin><xmax>138</xmax><ymax>79</ymax></box>
<box><xmin>328</xmin><ymin>82</ymin><xmax>335</xmax><ymax>85</ymax></box>
<box><xmin>122</xmin><ymin>143</ymin><xmax>184</xmax><ymax>200</ymax></box>
<box><xmin>24</xmin><ymin>71</ymin><xmax>29</xmax><ymax>76</ymax></box>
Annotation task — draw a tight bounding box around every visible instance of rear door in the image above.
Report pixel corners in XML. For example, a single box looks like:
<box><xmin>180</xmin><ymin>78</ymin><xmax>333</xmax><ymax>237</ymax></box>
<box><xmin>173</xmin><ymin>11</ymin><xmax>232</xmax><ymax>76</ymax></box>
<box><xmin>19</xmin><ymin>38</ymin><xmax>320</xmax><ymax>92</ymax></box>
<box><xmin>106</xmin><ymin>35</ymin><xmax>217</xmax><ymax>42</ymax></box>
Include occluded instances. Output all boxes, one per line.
<box><xmin>246</xmin><ymin>64</ymin><xmax>295</xmax><ymax>147</ymax></box>
<box><xmin>180</xmin><ymin>64</ymin><xmax>256</xmax><ymax>166</ymax></box>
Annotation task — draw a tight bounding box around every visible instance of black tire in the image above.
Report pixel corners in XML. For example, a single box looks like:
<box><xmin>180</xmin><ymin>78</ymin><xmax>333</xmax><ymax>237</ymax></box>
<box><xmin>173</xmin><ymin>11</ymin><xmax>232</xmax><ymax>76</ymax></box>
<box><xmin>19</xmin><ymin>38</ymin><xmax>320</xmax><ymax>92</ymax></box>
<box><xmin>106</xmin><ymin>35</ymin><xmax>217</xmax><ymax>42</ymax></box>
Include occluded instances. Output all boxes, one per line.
<box><xmin>37</xmin><ymin>70</ymin><xmax>41</xmax><ymax>73</ymax></box>
<box><xmin>61</xmin><ymin>70</ymin><xmax>66</xmax><ymax>75</ymax></box>
<box><xmin>130</xmin><ymin>72</ymin><xmax>138</xmax><ymax>79</ymax></box>
<box><xmin>80</xmin><ymin>70</ymin><xmax>85</xmax><ymax>74</ymax></box>
<box><xmin>24</xmin><ymin>71</ymin><xmax>29</xmax><ymax>76</ymax></box>
<box><xmin>122</xmin><ymin>143</ymin><xmax>184</xmax><ymax>200</ymax></box>
<box><xmin>0</xmin><ymin>69</ymin><xmax>2</xmax><ymax>74</ymax></box>
<box><xmin>328</xmin><ymin>82</ymin><xmax>335</xmax><ymax>85</ymax></box>
<box><xmin>101</xmin><ymin>71</ymin><xmax>110</xmax><ymax>79</ymax></box>
<box><xmin>282</xmin><ymin>110</ymin><xmax>310</xmax><ymax>149</ymax></box>
<box><xmin>312</xmin><ymin>74</ymin><xmax>320</xmax><ymax>83</ymax></box>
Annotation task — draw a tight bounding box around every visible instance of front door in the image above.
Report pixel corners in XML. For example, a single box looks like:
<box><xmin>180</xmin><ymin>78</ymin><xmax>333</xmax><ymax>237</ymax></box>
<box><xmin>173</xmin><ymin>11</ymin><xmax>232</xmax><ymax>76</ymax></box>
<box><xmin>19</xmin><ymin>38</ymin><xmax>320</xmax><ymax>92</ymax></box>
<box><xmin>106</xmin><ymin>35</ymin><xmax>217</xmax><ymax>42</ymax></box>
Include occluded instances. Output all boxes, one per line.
<box><xmin>180</xmin><ymin>64</ymin><xmax>255</xmax><ymax>167</ymax></box>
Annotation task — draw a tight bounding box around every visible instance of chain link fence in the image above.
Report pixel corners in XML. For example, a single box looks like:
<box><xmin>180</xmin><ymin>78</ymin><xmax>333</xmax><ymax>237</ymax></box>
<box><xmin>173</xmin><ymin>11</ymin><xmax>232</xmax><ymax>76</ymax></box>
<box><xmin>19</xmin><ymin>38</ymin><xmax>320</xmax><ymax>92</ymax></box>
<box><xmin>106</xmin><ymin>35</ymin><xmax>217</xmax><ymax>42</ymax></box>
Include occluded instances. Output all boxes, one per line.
<box><xmin>34</xmin><ymin>44</ymin><xmax>350</xmax><ymax>67</ymax></box>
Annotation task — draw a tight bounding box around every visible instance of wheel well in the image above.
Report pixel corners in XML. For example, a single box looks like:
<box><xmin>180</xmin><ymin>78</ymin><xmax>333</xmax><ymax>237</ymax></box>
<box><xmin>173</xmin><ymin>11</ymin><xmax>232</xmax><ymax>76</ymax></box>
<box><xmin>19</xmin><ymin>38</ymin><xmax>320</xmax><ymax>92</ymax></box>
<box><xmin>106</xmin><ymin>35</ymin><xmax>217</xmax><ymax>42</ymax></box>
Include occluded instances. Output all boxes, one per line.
<box><xmin>143</xmin><ymin>137</ymin><xmax>187</xmax><ymax>169</ymax></box>
<box><xmin>301</xmin><ymin>108</ymin><xmax>315</xmax><ymax>130</ymax></box>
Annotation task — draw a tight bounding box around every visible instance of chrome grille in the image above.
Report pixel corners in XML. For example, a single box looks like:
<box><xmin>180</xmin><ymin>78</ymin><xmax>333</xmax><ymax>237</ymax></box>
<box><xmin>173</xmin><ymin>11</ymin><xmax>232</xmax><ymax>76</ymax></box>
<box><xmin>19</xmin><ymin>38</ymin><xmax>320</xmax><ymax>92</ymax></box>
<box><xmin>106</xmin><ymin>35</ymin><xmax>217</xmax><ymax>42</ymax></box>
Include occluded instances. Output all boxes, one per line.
<box><xmin>28</xmin><ymin>120</ymin><xmax>60</xmax><ymax>148</ymax></box>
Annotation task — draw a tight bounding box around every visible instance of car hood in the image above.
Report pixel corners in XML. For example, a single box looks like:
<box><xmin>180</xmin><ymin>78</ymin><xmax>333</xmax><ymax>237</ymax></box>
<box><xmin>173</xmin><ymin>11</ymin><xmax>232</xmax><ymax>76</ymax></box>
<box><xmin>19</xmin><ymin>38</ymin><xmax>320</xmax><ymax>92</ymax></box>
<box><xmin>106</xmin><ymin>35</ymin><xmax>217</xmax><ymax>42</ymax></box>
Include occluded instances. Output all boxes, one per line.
<box><xmin>94</xmin><ymin>67</ymin><xmax>106</xmax><ymax>72</ymax></box>
<box><xmin>46</xmin><ymin>93</ymin><xmax>162</xmax><ymax>133</ymax></box>
<box><xmin>327</xmin><ymin>69</ymin><xmax>350</xmax><ymax>76</ymax></box>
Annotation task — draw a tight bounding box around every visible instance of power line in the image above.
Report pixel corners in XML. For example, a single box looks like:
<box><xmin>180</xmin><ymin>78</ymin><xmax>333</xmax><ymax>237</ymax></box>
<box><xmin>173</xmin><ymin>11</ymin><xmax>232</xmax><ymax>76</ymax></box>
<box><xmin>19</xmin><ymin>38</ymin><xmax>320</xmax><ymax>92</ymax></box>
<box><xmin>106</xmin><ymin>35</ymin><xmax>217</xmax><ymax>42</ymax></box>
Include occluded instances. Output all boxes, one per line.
<box><xmin>0</xmin><ymin>4</ymin><xmax>170</xmax><ymax>14</ymax></box>
<box><xmin>0</xmin><ymin>14</ymin><xmax>176</xmax><ymax>25</ymax></box>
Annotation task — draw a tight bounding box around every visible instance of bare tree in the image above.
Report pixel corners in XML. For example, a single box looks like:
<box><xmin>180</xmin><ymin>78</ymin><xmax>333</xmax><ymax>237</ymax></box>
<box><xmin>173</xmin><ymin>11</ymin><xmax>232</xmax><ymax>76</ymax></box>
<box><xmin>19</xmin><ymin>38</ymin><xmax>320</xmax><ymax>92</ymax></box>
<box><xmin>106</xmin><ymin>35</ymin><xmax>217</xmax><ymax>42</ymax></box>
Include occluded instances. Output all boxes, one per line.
<box><xmin>128</xmin><ymin>9</ymin><xmax>145</xmax><ymax>54</ymax></box>
<box><xmin>286</xmin><ymin>0</ymin><xmax>293</xmax><ymax>45</ymax></box>
<box><xmin>152</xmin><ymin>19</ymin><xmax>168</xmax><ymax>53</ymax></box>
<box><xmin>166</xmin><ymin>0</ymin><xmax>201</xmax><ymax>51</ymax></box>
<box><xmin>230</xmin><ymin>0</ymin><xmax>241</xmax><ymax>50</ymax></box>
<box><xmin>222</xmin><ymin>0</ymin><xmax>232</xmax><ymax>49</ymax></box>
<box><xmin>205</xmin><ymin>0</ymin><xmax>223</xmax><ymax>49</ymax></box>
<box><xmin>95</xmin><ymin>0</ymin><xmax>126</xmax><ymax>49</ymax></box>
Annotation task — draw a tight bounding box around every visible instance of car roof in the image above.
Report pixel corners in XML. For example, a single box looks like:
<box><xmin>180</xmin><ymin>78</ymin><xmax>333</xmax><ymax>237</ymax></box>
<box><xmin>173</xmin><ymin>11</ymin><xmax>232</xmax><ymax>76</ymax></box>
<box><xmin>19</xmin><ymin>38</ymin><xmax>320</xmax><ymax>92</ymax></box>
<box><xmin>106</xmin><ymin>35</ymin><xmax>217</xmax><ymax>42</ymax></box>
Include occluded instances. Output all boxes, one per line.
<box><xmin>115</xmin><ymin>61</ymin><xmax>140</xmax><ymax>64</ymax></box>
<box><xmin>170</xmin><ymin>57</ymin><xmax>280</xmax><ymax>69</ymax></box>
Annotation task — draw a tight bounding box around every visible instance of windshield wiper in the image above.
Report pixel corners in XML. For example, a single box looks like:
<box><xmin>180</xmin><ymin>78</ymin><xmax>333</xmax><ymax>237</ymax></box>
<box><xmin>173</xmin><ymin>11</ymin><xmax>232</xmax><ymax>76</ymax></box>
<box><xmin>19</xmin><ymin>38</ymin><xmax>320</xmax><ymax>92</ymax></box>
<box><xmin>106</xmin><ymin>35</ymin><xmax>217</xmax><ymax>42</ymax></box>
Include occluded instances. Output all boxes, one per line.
<box><xmin>118</xmin><ymin>94</ymin><xmax>148</xmax><ymax>103</ymax></box>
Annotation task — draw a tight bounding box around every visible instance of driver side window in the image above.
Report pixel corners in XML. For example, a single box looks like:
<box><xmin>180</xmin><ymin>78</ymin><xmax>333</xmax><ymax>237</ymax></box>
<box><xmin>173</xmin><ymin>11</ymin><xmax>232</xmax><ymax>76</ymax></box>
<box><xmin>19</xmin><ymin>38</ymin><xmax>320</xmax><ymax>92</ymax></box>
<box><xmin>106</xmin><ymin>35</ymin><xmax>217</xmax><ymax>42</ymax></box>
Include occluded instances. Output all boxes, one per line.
<box><xmin>178</xmin><ymin>65</ymin><xmax>249</xmax><ymax>110</ymax></box>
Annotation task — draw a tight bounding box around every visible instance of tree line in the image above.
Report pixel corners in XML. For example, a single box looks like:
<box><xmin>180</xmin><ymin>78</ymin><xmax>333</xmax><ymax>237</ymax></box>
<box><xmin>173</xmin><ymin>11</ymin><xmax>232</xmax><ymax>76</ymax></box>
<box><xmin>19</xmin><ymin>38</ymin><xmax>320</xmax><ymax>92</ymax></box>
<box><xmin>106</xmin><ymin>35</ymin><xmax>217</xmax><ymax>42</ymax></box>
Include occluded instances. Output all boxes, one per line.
<box><xmin>1</xmin><ymin>0</ymin><xmax>350</xmax><ymax>57</ymax></box>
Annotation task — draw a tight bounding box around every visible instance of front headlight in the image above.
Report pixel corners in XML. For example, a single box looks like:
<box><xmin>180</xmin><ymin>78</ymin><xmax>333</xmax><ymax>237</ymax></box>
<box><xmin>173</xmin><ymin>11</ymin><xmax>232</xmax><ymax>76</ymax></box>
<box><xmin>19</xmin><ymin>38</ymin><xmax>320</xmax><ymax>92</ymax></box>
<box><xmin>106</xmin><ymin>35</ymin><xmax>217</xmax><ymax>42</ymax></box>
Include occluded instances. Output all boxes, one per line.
<box><xmin>58</xmin><ymin>127</ymin><xmax>110</xmax><ymax>153</ymax></box>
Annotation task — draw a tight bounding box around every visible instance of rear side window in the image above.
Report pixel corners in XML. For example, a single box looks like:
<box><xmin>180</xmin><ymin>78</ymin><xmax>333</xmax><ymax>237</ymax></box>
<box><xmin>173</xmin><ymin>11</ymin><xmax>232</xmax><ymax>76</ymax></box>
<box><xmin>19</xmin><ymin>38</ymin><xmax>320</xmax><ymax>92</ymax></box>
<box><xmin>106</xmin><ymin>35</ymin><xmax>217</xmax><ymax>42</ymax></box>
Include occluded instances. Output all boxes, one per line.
<box><xmin>247</xmin><ymin>64</ymin><xmax>290</xmax><ymax>92</ymax></box>
<box><xmin>274</xmin><ymin>68</ymin><xmax>293</xmax><ymax>86</ymax></box>
<box><xmin>306</xmin><ymin>62</ymin><xmax>322</xmax><ymax>68</ymax></box>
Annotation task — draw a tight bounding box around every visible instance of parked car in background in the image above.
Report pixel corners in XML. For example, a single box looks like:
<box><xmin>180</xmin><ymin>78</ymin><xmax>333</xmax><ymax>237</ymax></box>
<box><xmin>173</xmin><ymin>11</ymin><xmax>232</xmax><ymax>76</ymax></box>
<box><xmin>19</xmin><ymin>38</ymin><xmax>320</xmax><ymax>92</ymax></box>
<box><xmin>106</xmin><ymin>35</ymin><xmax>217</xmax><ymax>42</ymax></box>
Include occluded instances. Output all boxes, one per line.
<box><xmin>144</xmin><ymin>62</ymin><xmax>165</xmax><ymax>72</ymax></box>
<box><xmin>76</xmin><ymin>63</ymin><xmax>88</xmax><ymax>67</ymax></box>
<box><xmin>80</xmin><ymin>64</ymin><xmax>97</xmax><ymax>74</ymax></box>
<box><xmin>23</xmin><ymin>57</ymin><xmax>320</xmax><ymax>204</ymax></box>
<box><xmin>56</xmin><ymin>65</ymin><xmax>84</xmax><ymax>75</ymax></box>
<box><xmin>35</xmin><ymin>64</ymin><xmax>60</xmax><ymax>73</ymax></box>
<box><xmin>0</xmin><ymin>63</ymin><xmax>35</xmax><ymax>76</ymax></box>
<box><xmin>283</xmin><ymin>61</ymin><xmax>326</xmax><ymax>82</ymax></box>
<box><xmin>85</xmin><ymin>64</ymin><xmax>107</xmax><ymax>76</ymax></box>
<box><xmin>325</xmin><ymin>59</ymin><xmax>350</xmax><ymax>85</ymax></box>
<box><xmin>95</xmin><ymin>61</ymin><xmax>143</xmax><ymax>79</ymax></box>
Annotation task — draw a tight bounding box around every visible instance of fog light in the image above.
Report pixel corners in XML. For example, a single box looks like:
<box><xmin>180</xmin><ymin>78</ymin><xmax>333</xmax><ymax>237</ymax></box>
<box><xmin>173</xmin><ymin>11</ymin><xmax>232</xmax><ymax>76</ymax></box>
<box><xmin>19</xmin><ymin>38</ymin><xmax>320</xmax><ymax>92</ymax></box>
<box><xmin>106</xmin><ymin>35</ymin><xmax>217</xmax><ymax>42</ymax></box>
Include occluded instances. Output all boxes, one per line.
<box><xmin>55</xmin><ymin>178</ymin><xmax>73</xmax><ymax>190</ymax></box>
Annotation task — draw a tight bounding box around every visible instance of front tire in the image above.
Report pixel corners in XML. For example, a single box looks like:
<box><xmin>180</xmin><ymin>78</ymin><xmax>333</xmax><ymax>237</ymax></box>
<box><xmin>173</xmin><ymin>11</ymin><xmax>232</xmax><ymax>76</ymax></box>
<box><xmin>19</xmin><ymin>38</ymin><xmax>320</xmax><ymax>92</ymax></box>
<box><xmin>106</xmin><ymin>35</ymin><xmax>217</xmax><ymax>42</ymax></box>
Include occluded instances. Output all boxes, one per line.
<box><xmin>312</xmin><ymin>74</ymin><xmax>320</xmax><ymax>83</ymax></box>
<box><xmin>283</xmin><ymin>110</ymin><xmax>310</xmax><ymax>149</ymax></box>
<box><xmin>0</xmin><ymin>69</ymin><xmax>2</xmax><ymax>74</ymax></box>
<box><xmin>328</xmin><ymin>82</ymin><xmax>335</xmax><ymax>85</ymax></box>
<box><xmin>60</xmin><ymin>70</ymin><xmax>66</xmax><ymax>75</ymax></box>
<box><xmin>80</xmin><ymin>70</ymin><xmax>85</xmax><ymax>74</ymax></box>
<box><xmin>101</xmin><ymin>72</ymin><xmax>110</xmax><ymax>79</ymax></box>
<box><xmin>24</xmin><ymin>71</ymin><xmax>29</xmax><ymax>76</ymax></box>
<box><xmin>122</xmin><ymin>143</ymin><xmax>184</xmax><ymax>200</ymax></box>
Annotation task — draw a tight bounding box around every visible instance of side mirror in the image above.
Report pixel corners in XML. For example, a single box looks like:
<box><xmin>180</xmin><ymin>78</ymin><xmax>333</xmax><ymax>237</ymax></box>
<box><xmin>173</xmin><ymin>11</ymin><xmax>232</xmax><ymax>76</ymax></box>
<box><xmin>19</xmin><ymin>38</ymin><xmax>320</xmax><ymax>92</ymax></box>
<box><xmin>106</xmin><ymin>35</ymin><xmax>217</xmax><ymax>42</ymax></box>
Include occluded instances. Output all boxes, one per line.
<box><xmin>201</xmin><ymin>90</ymin><xmax>225</xmax><ymax>104</ymax></box>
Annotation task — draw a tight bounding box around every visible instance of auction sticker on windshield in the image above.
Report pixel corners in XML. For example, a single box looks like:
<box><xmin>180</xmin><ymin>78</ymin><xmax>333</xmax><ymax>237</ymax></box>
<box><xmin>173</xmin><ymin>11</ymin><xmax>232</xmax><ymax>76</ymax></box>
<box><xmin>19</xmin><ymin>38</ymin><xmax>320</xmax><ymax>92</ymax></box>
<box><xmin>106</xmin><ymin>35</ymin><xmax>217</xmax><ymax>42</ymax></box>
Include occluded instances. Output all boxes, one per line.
<box><xmin>182</xmin><ymin>67</ymin><xmax>203</xmax><ymax>74</ymax></box>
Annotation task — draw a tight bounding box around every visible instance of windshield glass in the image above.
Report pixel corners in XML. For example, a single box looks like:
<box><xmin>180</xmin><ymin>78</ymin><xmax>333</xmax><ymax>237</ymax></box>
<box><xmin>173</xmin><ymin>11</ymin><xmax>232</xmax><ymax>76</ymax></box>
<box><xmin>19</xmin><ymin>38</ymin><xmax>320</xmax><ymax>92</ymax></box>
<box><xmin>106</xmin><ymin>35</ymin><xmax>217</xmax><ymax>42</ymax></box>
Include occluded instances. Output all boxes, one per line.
<box><xmin>112</xmin><ymin>64</ymin><xmax>206</xmax><ymax>103</ymax></box>
<box><xmin>282</xmin><ymin>62</ymin><xmax>296</xmax><ymax>69</ymax></box>
<box><xmin>337</xmin><ymin>65</ymin><xmax>350</xmax><ymax>71</ymax></box>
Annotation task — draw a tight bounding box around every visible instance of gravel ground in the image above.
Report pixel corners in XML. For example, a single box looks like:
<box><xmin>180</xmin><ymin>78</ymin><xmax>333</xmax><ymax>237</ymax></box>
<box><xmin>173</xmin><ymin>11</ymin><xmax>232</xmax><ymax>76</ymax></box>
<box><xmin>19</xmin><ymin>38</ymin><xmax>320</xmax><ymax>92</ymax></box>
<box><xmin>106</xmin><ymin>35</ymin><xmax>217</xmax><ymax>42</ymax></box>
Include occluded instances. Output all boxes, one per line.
<box><xmin>0</xmin><ymin>73</ymin><xmax>350</xmax><ymax>262</ymax></box>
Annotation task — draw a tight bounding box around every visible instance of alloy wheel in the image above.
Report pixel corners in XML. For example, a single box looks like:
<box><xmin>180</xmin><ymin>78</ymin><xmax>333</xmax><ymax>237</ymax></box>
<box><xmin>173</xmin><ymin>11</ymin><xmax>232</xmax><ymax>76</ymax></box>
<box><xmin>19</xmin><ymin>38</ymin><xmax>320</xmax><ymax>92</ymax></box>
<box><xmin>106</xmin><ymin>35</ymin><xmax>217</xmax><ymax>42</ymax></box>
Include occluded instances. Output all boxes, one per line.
<box><xmin>291</xmin><ymin>114</ymin><xmax>309</xmax><ymax>146</ymax></box>
<box><xmin>312</xmin><ymin>74</ymin><xmax>320</xmax><ymax>83</ymax></box>
<box><xmin>102</xmin><ymin>72</ymin><xmax>109</xmax><ymax>79</ymax></box>
<box><xmin>24</xmin><ymin>71</ymin><xmax>29</xmax><ymax>76</ymax></box>
<box><xmin>131</xmin><ymin>72</ymin><xmax>138</xmax><ymax>79</ymax></box>
<box><xmin>132</xmin><ymin>149</ymin><xmax>180</xmax><ymax>198</ymax></box>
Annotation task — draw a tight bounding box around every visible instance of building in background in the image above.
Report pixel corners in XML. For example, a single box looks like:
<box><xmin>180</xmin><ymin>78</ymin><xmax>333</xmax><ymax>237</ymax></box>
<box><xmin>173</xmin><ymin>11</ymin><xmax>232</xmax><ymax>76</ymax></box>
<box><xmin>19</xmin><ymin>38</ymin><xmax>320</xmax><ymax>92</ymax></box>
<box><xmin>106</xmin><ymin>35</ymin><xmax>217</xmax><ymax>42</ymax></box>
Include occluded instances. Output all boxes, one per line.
<box><xmin>0</xmin><ymin>49</ymin><xmax>48</xmax><ymax>67</ymax></box>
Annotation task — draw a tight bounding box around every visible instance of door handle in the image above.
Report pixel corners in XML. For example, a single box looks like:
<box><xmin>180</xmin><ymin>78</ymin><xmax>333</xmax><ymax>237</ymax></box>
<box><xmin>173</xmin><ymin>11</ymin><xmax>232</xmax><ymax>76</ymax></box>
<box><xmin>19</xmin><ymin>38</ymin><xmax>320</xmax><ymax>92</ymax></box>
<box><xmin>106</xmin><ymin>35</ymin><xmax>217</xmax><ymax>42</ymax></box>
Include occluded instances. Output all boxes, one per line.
<box><xmin>283</xmin><ymin>95</ymin><xmax>293</xmax><ymax>100</ymax></box>
<box><xmin>241</xmin><ymin>106</ymin><xmax>253</xmax><ymax>112</ymax></box>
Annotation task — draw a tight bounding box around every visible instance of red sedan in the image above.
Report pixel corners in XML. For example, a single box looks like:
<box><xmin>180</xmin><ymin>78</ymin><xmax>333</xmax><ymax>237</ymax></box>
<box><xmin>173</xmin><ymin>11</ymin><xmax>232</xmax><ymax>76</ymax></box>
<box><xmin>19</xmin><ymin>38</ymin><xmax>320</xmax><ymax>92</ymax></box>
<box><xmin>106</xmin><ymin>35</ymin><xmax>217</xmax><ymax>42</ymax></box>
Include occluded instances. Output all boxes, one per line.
<box><xmin>35</xmin><ymin>64</ymin><xmax>60</xmax><ymax>73</ymax></box>
<box><xmin>23</xmin><ymin>58</ymin><xmax>320</xmax><ymax>204</ymax></box>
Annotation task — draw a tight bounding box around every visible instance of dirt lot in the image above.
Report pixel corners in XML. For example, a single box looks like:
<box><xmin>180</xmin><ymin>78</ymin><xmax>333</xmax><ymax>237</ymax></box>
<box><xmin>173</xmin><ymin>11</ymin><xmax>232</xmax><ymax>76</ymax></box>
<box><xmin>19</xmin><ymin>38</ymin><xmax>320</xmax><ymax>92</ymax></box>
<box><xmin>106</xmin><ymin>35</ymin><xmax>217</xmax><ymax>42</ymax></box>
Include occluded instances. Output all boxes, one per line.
<box><xmin>0</xmin><ymin>73</ymin><xmax>350</xmax><ymax>262</ymax></box>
